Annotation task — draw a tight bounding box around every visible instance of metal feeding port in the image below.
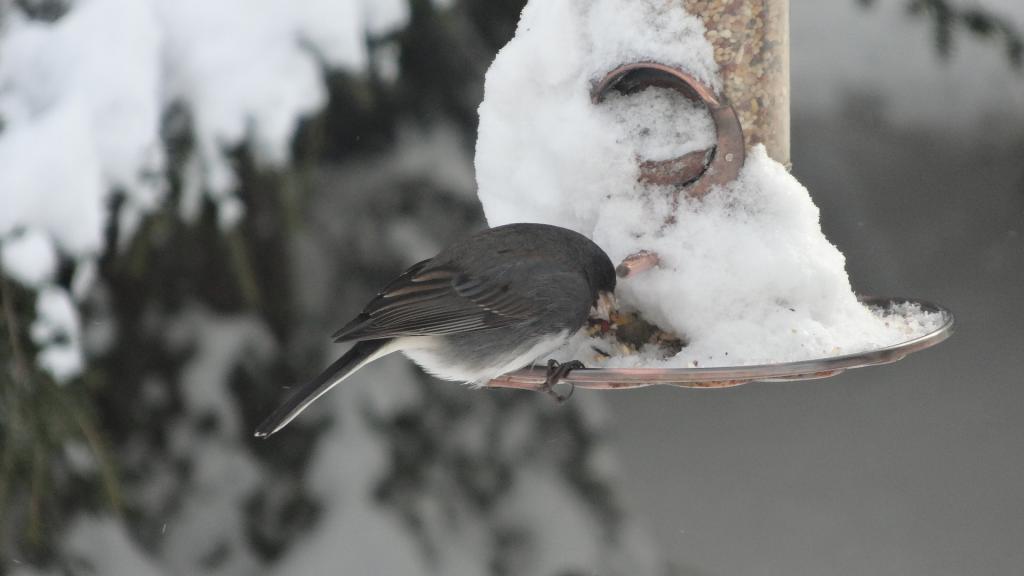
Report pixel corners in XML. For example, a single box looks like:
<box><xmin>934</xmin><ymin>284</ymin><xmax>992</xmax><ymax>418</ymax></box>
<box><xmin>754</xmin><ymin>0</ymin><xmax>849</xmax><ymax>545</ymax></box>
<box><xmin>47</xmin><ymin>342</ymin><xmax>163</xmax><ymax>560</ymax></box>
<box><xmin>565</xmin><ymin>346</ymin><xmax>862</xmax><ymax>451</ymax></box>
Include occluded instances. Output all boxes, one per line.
<box><xmin>484</xmin><ymin>60</ymin><xmax>955</xmax><ymax>393</ymax></box>
<box><xmin>590</xmin><ymin>62</ymin><xmax>746</xmax><ymax>200</ymax></box>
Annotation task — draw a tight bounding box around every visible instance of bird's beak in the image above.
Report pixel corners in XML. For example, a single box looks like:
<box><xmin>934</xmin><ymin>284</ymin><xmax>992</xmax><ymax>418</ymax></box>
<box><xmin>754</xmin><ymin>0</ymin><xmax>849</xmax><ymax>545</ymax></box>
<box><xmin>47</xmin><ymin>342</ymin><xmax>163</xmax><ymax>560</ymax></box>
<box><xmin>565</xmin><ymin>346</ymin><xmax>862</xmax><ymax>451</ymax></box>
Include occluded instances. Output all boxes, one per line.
<box><xmin>595</xmin><ymin>291</ymin><xmax>616</xmax><ymax>321</ymax></box>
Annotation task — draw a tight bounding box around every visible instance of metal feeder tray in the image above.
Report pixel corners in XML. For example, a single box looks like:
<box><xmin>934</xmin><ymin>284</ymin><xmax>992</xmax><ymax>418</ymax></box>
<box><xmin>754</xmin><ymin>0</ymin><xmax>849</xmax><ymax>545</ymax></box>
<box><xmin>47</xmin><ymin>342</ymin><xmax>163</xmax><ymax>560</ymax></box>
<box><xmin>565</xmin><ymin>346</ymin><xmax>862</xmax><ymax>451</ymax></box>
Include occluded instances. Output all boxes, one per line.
<box><xmin>485</xmin><ymin>61</ymin><xmax>955</xmax><ymax>393</ymax></box>
<box><xmin>486</xmin><ymin>297</ymin><xmax>954</xmax><ymax>392</ymax></box>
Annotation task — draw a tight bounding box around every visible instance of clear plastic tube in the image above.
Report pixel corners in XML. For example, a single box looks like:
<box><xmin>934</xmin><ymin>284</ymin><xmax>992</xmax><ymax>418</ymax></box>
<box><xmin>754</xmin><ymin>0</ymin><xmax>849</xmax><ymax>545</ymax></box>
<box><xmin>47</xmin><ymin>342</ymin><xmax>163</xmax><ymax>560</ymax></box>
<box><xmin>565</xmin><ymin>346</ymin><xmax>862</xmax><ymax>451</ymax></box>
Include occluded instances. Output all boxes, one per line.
<box><xmin>683</xmin><ymin>0</ymin><xmax>791</xmax><ymax>167</ymax></box>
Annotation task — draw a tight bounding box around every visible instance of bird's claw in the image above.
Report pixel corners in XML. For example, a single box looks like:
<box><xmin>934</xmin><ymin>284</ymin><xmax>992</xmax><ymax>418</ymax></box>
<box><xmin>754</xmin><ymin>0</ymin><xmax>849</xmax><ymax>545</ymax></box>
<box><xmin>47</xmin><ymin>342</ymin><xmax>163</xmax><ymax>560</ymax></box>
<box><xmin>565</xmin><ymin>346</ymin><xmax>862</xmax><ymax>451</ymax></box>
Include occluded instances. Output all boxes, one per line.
<box><xmin>542</xmin><ymin>359</ymin><xmax>584</xmax><ymax>403</ymax></box>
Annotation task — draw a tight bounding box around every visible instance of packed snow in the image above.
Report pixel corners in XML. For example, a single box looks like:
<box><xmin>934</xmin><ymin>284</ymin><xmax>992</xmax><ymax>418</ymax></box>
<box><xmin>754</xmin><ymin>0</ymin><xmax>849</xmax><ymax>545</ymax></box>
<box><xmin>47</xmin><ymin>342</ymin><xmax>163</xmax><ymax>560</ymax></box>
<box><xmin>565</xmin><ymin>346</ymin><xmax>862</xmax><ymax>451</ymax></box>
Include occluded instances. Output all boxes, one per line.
<box><xmin>29</xmin><ymin>286</ymin><xmax>84</xmax><ymax>381</ymax></box>
<box><xmin>601</xmin><ymin>86</ymin><xmax>716</xmax><ymax>162</ymax></box>
<box><xmin>0</xmin><ymin>229</ymin><xmax>58</xmax><ymax>288</ymax></box>
<box><xmin>476</xmin><ymin>0</ymin><xmax>945</xmax><ymax>369</ymax></box>
<box><xmin>0</xmin><ymin>0</ymin><xmax>408</xmax><ymax>382</ymax></box>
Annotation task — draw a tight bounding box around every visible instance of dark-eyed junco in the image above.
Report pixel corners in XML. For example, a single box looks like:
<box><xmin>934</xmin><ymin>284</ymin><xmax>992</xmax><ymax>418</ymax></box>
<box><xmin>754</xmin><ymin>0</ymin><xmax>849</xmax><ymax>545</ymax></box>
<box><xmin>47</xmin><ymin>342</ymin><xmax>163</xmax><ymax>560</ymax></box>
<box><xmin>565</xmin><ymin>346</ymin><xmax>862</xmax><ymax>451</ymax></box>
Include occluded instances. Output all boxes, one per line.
<box><xmin>254</xmin><ymin>222</ymin><xmax>616</xmax><ymax>438</ymax></box>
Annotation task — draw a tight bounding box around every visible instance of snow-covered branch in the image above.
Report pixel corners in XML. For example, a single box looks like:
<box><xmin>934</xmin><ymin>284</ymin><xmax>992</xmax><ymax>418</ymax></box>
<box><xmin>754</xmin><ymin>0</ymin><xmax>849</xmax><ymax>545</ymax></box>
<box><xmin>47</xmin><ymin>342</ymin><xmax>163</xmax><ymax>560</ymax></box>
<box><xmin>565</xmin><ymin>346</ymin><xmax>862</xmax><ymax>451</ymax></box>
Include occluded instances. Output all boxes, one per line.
<box><xmin>0</xmin><ymin>0</ymin><xmax>409</xmax><ymax>381</ymax></box>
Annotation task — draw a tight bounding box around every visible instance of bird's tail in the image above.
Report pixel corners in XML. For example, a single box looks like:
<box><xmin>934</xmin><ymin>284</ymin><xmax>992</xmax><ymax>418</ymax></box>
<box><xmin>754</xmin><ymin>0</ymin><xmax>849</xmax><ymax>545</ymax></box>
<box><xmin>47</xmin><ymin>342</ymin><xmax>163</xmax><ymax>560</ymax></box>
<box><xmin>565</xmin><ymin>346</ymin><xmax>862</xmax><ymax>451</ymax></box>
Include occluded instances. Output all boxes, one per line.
<box><xmin>254</xmin><ymin>339</ymin><xmax>395</xmax><ymax>438</ymax></box>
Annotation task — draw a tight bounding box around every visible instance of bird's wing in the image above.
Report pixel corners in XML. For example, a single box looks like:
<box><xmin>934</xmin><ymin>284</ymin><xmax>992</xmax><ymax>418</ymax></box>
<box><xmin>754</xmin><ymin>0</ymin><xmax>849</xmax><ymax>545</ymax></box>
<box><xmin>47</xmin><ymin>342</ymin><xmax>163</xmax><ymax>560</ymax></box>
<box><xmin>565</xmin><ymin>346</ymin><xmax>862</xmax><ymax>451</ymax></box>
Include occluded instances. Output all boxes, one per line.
<box><xmin>331</xmin><ymin>257</ymin><xmax>585</xmax><ymax>342</ymax></box>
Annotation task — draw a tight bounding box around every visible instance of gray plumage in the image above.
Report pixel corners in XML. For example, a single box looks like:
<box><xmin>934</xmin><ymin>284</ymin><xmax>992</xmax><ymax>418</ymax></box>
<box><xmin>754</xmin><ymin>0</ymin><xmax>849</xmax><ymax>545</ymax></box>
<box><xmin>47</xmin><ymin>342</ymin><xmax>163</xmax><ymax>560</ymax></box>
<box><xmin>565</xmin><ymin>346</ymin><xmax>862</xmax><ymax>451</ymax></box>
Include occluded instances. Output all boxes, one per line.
<box><xmin>255</xmin><ymin>223</ymin><xmax>615</xmax><ymax>438</ymax></box>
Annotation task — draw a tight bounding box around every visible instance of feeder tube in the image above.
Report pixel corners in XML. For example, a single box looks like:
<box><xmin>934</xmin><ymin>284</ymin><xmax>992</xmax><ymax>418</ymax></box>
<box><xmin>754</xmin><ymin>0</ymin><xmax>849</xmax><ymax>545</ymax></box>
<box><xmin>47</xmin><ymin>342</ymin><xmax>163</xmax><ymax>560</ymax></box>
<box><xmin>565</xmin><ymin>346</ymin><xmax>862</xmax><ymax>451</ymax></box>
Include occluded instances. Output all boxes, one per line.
<box><xmin>683</xmin><ymin>0</ymin><xmax>791</xmax><ymax>167</ymax></box>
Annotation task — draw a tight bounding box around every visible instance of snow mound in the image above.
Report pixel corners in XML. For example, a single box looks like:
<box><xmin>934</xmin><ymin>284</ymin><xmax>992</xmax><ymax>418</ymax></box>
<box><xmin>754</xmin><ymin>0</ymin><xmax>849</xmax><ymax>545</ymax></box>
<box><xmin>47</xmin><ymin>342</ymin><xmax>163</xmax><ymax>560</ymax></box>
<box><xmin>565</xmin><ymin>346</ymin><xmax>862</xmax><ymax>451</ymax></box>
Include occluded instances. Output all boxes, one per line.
<box><xmin>475</xmin><ymin>0</ymin><xmax>943</xmax><ymax>368</ymax></box>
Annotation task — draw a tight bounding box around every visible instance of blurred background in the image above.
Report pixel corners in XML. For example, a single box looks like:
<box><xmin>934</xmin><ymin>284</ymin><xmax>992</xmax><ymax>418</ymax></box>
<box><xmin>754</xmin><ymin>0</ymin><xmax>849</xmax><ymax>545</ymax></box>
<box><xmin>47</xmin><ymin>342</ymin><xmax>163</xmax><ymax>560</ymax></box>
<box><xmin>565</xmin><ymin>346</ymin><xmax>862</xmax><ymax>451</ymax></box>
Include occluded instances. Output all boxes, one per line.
<box><xmin>1</xmin><ymin>1</ymin><xmax>1022</xmax><ymax>575</ymax></box>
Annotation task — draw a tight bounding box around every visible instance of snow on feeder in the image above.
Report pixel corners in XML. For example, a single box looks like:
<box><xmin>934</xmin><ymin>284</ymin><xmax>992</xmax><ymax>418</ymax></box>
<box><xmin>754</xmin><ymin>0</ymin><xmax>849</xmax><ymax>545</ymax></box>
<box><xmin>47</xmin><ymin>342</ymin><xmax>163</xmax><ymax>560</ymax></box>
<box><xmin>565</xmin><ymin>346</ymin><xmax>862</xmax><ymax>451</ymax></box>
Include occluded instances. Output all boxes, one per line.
<box><xmin>474</xmin><ymin>0</ymin><xmax>953</xmax><ymax>393</ymax></box>
<box><xmin>590</xmin><ymin>63</ymin><xmax>745</xmax><ymax>200</ymax></box>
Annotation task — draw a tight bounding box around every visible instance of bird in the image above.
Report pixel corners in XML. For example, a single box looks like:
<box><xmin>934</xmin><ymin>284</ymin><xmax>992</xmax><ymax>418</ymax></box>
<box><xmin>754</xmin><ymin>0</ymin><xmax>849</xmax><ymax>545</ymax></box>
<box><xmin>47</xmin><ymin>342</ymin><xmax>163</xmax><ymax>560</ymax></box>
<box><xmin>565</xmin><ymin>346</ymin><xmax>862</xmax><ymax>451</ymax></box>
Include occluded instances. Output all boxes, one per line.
<box><xmin>254</xmin><ymin>222</ymin><xmax>617</xmax><ymax>438</ymax></box>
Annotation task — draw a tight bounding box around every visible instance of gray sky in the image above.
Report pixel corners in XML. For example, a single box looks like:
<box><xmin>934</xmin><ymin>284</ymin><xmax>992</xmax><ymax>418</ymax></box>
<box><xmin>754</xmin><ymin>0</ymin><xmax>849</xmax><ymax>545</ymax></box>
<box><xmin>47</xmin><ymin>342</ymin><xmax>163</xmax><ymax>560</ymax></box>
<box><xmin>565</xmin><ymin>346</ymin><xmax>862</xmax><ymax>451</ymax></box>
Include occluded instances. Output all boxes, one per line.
<box><xmin>793</xmin><ymin>0</ymin><xmax>1024</xmax><ymax>130</ymax></box>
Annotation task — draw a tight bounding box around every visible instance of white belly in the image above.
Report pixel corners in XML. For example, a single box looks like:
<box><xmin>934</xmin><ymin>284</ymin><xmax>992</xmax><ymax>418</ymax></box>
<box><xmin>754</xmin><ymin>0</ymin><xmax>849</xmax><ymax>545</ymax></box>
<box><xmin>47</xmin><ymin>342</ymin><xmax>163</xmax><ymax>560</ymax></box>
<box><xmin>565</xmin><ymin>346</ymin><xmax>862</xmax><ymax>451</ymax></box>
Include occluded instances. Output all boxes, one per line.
<box><xmin>399</xmin><ymin>330</ymin><xmax>569</xmax><ymax>386</ymax></box>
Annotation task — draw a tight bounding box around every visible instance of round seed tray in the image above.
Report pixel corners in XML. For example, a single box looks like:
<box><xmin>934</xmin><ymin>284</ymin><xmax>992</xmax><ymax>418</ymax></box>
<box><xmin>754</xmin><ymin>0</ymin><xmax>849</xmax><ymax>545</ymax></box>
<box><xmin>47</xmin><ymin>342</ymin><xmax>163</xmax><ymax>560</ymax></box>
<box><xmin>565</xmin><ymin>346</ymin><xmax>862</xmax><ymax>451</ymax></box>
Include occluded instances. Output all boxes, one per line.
<box><xmin>486</xmin><ymin>297</ymin><xmax>954</xmax><ymax>392</ymax></box>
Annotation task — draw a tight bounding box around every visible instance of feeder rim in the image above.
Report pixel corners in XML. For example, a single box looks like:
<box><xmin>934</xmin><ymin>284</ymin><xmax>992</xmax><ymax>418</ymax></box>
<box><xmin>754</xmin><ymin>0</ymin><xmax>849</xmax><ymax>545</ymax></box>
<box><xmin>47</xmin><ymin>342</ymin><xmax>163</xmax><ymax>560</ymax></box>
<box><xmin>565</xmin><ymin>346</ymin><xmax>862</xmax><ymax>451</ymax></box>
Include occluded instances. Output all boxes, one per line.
<box><xmin>485</xmin><ymin>296</ymin><xmax>954</xmax><ymax>391</ymax></box>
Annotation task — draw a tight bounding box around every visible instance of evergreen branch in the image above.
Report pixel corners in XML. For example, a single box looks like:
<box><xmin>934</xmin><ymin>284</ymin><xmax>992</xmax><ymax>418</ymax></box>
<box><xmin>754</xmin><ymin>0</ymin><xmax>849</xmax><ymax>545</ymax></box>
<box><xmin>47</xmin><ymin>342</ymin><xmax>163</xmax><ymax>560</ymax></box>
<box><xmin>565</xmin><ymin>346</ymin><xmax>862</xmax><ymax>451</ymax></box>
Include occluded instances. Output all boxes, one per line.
<box><xmin>1</xmin><ymin>265</ymin><xmax>33</xmax><ymax>388</ymax></box>
<box><xmin>65</xmin><ymin>393</ymin><xmax>123</xmax><ymax>514</ymax></box>
<box><xmin>859</xmin><ymin>0</ymin><xmax>1024</xmax><ymax>69</ymax></box>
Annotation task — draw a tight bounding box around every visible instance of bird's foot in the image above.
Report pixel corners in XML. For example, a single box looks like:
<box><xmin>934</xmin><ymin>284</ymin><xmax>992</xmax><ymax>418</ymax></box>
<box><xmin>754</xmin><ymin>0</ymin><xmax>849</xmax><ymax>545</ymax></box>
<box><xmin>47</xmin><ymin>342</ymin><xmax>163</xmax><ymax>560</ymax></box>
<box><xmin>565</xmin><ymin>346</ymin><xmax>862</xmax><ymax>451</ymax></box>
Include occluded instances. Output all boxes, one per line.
<box><xmin>542</xmin><ymin>359</ymin><xmax>585</xmax><ymax>403</ymax></box>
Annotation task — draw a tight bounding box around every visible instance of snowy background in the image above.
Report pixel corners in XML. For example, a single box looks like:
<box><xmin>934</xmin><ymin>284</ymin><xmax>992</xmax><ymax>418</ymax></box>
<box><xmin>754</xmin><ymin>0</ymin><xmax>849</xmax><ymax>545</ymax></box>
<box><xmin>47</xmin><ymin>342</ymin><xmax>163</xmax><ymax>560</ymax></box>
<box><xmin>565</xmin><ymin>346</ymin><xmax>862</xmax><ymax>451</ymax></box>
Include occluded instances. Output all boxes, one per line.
<box><xmin>1</xmin><ymin>0</ymin><xmax>1023</xmax><ymax>575</ymax></box>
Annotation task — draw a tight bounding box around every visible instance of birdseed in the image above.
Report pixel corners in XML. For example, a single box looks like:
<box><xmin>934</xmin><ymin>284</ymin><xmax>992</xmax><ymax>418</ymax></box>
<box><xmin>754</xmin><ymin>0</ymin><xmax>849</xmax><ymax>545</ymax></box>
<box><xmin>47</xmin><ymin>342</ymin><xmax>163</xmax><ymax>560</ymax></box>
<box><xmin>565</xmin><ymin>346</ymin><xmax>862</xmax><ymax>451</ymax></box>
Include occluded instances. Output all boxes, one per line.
<box><xmin>682</xmin><ymin>0</ymin><xmax>791</xmax><ymax>167</ymax></box>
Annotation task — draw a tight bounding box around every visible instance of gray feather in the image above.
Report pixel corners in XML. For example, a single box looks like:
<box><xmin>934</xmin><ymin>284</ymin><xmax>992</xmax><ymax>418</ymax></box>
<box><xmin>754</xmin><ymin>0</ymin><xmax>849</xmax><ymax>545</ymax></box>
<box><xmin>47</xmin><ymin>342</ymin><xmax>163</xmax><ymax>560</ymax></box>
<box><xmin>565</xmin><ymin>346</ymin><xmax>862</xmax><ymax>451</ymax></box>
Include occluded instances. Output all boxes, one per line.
<box><xmin>332</xmin><ymin>227</ymin><xmax>597</xmax><ymax>343</ymax></box>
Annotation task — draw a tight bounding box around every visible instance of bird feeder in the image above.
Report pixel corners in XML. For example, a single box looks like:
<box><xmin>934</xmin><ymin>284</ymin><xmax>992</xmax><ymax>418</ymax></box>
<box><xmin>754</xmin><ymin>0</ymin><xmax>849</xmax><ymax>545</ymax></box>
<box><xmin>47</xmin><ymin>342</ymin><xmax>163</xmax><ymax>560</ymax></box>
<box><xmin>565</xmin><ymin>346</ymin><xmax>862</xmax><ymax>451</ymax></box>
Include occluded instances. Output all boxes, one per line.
<box><xmin>486</xmin><ymin>0</ymin><xmax>953</xmax><ymax>393</ymax></box>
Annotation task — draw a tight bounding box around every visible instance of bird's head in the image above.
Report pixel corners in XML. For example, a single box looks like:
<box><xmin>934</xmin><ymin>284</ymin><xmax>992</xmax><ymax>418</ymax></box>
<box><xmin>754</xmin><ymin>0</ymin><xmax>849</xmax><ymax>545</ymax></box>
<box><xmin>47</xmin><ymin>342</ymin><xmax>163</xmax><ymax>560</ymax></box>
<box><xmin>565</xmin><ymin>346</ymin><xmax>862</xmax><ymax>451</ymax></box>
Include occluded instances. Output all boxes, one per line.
<box><xmin>582</xmin><ymin>243</ymin><xmax>617</xmax><ymax>315</ymax></box>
